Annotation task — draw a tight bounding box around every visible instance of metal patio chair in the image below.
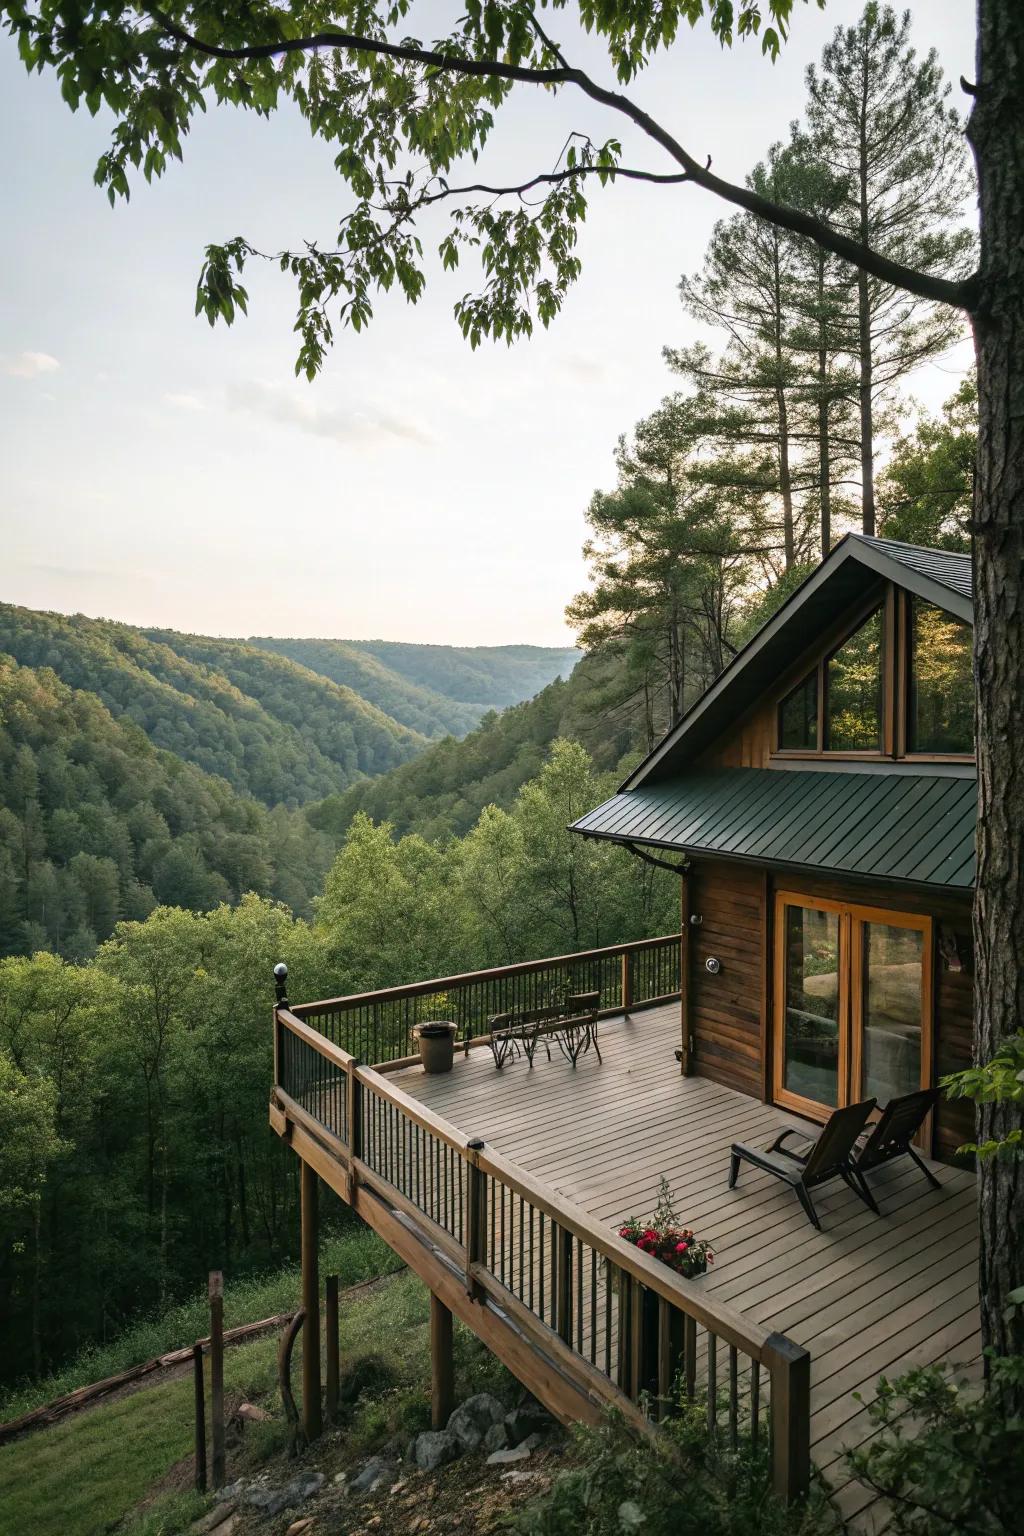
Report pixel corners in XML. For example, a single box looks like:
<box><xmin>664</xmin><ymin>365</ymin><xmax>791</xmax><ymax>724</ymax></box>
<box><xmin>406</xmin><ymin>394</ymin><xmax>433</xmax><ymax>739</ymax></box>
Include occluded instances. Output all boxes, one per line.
<box><xmin>728</xmin><ymin>1097</ymin><xmax>878</xmax><ymax>1230</ymax></box>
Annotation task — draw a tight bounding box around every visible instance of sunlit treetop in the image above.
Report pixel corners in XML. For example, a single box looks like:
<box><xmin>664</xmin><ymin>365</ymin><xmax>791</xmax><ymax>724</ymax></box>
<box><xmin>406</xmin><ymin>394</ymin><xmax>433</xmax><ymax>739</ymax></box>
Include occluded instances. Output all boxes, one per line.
<box><xmin>5</xmin><ymin>0</ymin><xmax>975</xmax><ymax>376</ymax></box>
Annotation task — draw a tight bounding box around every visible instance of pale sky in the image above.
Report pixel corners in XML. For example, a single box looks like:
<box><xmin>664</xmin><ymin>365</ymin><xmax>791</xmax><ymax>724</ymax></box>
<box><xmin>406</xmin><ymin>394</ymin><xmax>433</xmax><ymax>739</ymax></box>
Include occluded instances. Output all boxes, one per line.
<box><xmin>0</xmin><ymin>2</ymin><xmax>976</xmax><ymax>646</ymax></box>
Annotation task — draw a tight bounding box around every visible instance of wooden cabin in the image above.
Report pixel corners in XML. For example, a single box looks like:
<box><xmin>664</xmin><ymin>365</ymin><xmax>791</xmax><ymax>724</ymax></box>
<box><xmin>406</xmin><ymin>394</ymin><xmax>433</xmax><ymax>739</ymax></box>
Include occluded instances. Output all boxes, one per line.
<box><xmin>269</xmin><ymin>536</ymin><xmax>978</xmax><ymax>1526</ymax></box>
<box><xmin>571</xmin><ymin>533</ymin><xmax>976</xmax><ymax>1164</ymax></box>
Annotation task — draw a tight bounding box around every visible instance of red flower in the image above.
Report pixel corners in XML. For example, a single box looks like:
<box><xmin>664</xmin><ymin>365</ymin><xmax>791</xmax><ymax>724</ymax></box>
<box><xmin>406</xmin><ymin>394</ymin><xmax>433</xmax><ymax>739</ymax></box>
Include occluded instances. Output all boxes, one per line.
<box><xmin>675</xmin><ymin>1241</ymin><xmax>688</xmax><ymax>1254</ymax></box>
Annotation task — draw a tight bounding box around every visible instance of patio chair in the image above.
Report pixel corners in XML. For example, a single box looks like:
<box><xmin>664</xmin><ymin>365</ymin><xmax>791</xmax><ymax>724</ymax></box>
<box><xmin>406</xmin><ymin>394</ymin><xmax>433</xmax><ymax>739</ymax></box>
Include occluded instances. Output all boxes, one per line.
<box><xmin>754</xmin><ymin>1086</ymin><xmax>943</xmax><ymax>1210</ymax></box>
<box><xmin>728</xmin><ymin>1098</ymin><xmax>877</xmax><ymax>1230</ymax></box>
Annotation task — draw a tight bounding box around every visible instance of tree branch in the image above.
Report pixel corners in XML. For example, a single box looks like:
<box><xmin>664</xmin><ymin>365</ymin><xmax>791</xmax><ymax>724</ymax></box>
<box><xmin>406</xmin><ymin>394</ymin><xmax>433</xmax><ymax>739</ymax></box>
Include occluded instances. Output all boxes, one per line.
<box><xmin>148</xmin><ymin>7</ymin><xmax>980</xmax><ymax>313</ymax></box>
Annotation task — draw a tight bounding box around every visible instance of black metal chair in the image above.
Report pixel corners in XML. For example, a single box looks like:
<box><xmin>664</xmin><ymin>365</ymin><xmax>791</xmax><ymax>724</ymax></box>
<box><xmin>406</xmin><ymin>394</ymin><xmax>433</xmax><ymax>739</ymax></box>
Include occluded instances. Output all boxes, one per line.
<box><xmin>728</xmin><ymin>1098</ymin><xmax>877</xmax><ymax>1230</ymax></box>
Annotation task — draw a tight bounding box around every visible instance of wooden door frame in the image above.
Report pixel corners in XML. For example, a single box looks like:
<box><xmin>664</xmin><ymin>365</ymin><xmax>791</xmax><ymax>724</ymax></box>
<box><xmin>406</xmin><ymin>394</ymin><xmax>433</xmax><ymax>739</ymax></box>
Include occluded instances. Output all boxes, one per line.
<box><xmin>772</xmin><ymin>890</ymin><xmax>934</xmax><ymax>1131</ymax></box>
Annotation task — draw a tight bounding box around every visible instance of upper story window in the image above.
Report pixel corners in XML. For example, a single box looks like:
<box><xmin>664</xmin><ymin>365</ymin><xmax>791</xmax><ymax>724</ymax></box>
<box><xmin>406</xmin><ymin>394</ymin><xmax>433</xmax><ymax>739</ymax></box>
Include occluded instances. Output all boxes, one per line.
<box><xmin>773</xmin><ymin>583</ymin><xmax>974</xmax><ymax>762</ymax></box>
<box><xmin>908</xmin><ymin>597</ymin><xmax>973</xmax><ymax>754</ymax></box>
<box><xmin>778</xmin><ymin>670</ymin><xmax>817</xmax><ymax>751</ymax></box>
<box><xmin>825</xmin><ymin>607</ymin><xmax>884</xmax><ymax>752</ymax></box>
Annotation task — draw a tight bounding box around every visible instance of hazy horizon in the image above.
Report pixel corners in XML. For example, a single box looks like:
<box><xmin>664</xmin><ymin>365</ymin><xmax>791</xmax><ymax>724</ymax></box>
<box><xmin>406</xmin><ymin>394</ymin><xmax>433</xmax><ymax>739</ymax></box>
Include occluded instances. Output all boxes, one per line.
<box><xmin>1</xmin><ymin>1</ymin><xmax>976</xmax><ymax>646</ymax></box>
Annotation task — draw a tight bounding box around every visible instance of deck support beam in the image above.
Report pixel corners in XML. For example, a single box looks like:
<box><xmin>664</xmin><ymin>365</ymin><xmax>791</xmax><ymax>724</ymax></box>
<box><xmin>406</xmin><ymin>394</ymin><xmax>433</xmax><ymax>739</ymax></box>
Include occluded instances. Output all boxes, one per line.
<box><xmin>301</xmin><ymin>1160</ymin><xmax>322</xmax><ymax>1442</ymax></box>
<box><xmin>430</xmin><ymin>1292</ymin><xmax>455</xmax><ymax>1429</ymax></box>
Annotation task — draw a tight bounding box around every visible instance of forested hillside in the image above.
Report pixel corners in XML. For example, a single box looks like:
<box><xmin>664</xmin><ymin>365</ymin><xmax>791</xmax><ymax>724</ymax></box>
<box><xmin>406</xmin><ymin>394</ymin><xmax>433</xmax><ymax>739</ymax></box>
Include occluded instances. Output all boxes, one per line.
<box><xmin>251</xmin><ymin>637</ymin><xmax>580</xmax><ymax>737</ymax></box>
<box><xmin>0</xmin><ymin>657</ymin><xmax>336</xmax><ymax>956</ymax></box>
<box><xmin>0</xmin><ymin>743</ymin><xmax>675</xmax><ymax>1389</ymax></box>
<box><xmin>0</xmin><ymin>605</ymin><xmax>425</xmax><ymax>807</ymax></box>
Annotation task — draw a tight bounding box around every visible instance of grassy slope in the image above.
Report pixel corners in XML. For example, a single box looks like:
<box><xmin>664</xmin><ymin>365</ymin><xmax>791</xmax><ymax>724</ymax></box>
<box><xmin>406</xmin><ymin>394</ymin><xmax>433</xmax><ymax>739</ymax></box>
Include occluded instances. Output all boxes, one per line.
<box><xmin>0</xmin><ymin>1231</ymin><xmax>512</xmax><ymax>1536</ymax></box>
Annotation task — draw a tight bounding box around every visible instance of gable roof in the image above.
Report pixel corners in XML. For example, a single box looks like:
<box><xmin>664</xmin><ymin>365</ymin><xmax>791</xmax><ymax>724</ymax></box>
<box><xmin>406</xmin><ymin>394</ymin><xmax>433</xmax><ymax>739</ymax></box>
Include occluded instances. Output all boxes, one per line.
<box><xmin>572</xmin><ymin>768</ymin><xmax>976</xmax><ymax>890</ymax></box>
<box><xmin>621</xmin><ymin>535</ymin><xmax>973</xmax><ymax>791</ymax></box>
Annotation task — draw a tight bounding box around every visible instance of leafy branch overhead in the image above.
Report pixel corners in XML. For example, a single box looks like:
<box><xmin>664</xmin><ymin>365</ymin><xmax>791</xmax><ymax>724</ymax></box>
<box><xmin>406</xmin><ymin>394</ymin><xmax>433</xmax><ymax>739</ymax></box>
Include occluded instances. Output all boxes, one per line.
<box><xmin>6</xmin><ymin>0</ymin><xmax>977</xmax><ymax>375</ymax></box>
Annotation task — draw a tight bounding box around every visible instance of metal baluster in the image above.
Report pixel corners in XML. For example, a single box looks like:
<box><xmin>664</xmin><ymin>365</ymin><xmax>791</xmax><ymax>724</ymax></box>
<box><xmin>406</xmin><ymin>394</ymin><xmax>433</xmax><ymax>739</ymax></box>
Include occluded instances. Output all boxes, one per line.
<box><xmin>575</xmin><ymin>1241</ymin><xmax>584</xmax><ymax>1353</ymax></box>
<box><xmin>728</xmin><ymin>1347</ymin><xmax>738</xmax><ymax>1449</ymax></box>
<box><xmin>518</xmin><ymin>1196</ymin><xmax>525</xmax><ymax>1299</ymax></box>
<box><xmin>590</xmin><ymin>1249</ymin><xmax>598</xmax><ymax>1365</ymax></box>
<box><xmin>750</xmin><ymin>1360</ymin><xmax>761</xmax><ymax>1447</ymax></box>
<box><xmin>707</xmin><ymin>1334</ymin><xmax>717</xmax><ymax>1435</ymax></box>
<box><xmin>604</xmin><ymin>1259</ymin><xmax>613</xmax><ymax>1378</ymax></box>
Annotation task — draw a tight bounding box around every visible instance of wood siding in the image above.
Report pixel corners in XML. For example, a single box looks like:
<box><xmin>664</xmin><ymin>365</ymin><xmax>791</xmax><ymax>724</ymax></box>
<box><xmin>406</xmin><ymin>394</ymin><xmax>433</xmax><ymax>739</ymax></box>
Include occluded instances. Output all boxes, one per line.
<box><xmin>688</xmin><ymin>861</ymin><xmax>766</xmax><ymax>1100</ymax></box>
<box><xmin>686</xmin><ymin>859</ymin><xmax>974</xmax><ymax>1163</ymax></box>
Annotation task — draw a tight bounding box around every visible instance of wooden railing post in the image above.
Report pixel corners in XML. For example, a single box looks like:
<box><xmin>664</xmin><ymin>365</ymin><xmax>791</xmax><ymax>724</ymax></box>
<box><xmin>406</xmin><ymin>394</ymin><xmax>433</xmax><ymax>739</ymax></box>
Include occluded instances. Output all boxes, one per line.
<box><xmin>324</xmin><ymin>1275</ymin><xmax>339</xmax><ymax>1424</ymax></box>
<box><xmin>764</xmin><ymin>1333</ymin><xmax>811</xmax><ymax>1504</ymax></box>
<box><xmin>301</xmin><ymin>1161</ymin><xmax>322</xmax><ymax>1442</ymax></box>
<box><xmin>621</xmin><ymin>950</ymin><xmax>633</xmax><ymax>1014</ymax></box>
<box><xmin>465</xmin><ymin>1139</ymin><xmax>487</xmax><ymax>1298</ymax></box>
<box><xmin>430</xmin><ymin>1292</ymin><xmax>455</xmax><ymax>1428</ymax></box>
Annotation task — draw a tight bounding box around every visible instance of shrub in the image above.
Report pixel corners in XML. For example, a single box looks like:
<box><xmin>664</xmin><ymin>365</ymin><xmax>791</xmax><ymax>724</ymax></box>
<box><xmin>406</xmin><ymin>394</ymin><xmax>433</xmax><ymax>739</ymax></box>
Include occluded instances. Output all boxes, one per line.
<box><xmin>845</xmin><ymin>1356</ymin><xmax>1024</xmax><ymax>1536</ymax></box>
<box><xmin>509</xmin><ymin>1405</ymin><xmax>837</xmax><ymax>1536</ymax></box>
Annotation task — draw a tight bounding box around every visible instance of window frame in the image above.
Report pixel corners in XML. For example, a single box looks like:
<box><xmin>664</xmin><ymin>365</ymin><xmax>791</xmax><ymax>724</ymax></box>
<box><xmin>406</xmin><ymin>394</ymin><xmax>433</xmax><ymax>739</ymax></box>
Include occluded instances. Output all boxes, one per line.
<box><xmin>772</xmin><ymin>891</ymin><xmax>934</xmax><ymax>1140</ymax></box>
<box><xmin>898</xmin><ymin>589</ymin><xmax>976</xmax><ymax>761</ymax></box>
<box><xmin>772</xmin><ymin>589</ymin><xmax>894</xmax><ymax>761</ymax></box>
<box><xmin>771</xmin><ymin>581</ymin><xmax>974</xmax><ymax>765</ymax></box>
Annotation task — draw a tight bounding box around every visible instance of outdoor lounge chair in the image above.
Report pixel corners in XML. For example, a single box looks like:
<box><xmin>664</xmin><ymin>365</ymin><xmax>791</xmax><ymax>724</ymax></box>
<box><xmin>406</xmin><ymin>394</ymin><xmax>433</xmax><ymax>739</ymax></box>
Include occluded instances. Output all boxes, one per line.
<box><xmin>728</xmin><ymin>1098</ymin><xmax>877</xmax><ymax>1230</ymax></box>
<box><xmin>768</xmin><ymin>1086</ymin><xmax>942</xmax><ymax>1208</ymax></box>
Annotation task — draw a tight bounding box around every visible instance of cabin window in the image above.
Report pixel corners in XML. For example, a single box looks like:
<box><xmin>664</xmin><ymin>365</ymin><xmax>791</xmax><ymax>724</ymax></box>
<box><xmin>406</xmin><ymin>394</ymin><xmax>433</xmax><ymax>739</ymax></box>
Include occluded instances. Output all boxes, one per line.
<box><xmin>824</xmin><ymin>607</ymin><xmax>884</xmax><ymax>752</ymax></box>
<box><xmin>773</xmin><ymin>893</ymin><xmax>931</xmax><ymax>1124</ymax></box>
<box><xmin>908</xmin><ymin>597</ymin><xmax>973</xmax><ymax>754</ymax></box>
<box><xmin>778</xmin><ymin>671</ymin><xmax>818</xmax><ymax>751</ymax></box>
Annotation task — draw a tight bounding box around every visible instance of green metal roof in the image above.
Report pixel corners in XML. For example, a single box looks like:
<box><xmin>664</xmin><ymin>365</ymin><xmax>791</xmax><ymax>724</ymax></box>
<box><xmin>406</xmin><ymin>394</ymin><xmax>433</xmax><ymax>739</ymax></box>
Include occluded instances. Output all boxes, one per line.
<box><xmin>572</xmin><ymin>769</ymin><xmax>976</xmax><ymax>890</ymax></box>
<box><xmin>856</xmin><ymin>537</ymin><xmax>972</xmax><ymax>601</ymax></box>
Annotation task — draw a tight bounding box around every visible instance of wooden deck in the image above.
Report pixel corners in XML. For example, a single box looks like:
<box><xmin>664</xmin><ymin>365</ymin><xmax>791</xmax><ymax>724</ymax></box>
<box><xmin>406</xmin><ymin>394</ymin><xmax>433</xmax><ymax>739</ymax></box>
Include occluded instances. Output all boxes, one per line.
<box><xmin>394</xmin><ymin>1003</ymin><xmax>981</xmax><ymax>1529</ymax></box>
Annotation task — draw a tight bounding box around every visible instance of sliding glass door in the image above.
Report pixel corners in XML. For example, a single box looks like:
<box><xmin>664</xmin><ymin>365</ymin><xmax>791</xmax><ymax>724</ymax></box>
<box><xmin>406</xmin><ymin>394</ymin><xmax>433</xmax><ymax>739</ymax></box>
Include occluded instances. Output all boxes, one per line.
<box><xmin>773</xmin><ymin>894</ymin><xmax>931</xmax><ymax>1120</ymax></box>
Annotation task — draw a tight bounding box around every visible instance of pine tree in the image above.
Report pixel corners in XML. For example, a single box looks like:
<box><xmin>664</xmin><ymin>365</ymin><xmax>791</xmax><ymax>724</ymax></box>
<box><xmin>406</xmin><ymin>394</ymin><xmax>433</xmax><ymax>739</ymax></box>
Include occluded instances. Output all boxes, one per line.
<box><xmin>805</xmin><ymin>3</ymin><xmax>975</xmax><ymax>534</ymax></box>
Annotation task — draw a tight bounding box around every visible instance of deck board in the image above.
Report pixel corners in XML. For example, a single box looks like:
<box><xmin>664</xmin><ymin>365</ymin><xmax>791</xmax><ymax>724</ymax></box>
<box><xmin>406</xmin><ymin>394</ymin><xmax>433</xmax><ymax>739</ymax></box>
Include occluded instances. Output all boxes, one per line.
<box><xmin>394</xmin><ymin>1003</ymin><xmax>979</xmax><ymax>1527</ymax></box>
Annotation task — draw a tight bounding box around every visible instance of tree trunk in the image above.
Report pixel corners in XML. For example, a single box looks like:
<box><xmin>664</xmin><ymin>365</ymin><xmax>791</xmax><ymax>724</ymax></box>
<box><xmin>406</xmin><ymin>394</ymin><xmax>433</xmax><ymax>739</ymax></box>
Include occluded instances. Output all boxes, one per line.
<box><xmin>857</xmin><ymin>57</ymin><xmax>876</xmax><ymax>536</ymax></box>
<box><xmin>968</xmin><ymin>0</ymin><xmax>1024</xmax><ymax>1394</ymax></box>
<box><xmin>817</xmin><ymin>254</ymin><xmax>832</xmax><ymax>562</ymax></box>
<box><xmin>776</xmin><ymin>384</ymin><xmax>796</xmax><ymax>567</ymax></box>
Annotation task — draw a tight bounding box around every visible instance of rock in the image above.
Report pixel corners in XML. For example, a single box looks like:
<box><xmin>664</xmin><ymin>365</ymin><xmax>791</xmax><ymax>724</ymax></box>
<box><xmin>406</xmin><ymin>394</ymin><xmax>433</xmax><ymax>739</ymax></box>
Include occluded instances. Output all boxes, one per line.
<box><xmin>486</xmin><ymin>1444</ymin><xmax>532</xmax><ymax>1467</ymax></box>
<box><xmin>519</xmin><ymin>1433</ymin><xmax>543</xmax><ymax>1452</ymax></box>
<box><xmin>286</xmin><ymin>1521</ymin><xmax>315</xmax><ymax>1536</ymax></box>
<box><xmin>501</xmin><ymin>1470</ymin><xmax>542</xmax><ymax>1486</ymax></box>
<box><xmin>333</xmin><ymin>1472</ymin><xmax>348</xmax><ymax>1486</ymax></box>
<box><xmin>446</xmin><ymin>1393</ymin><xmax>506</xmax><ymax>1452</ymax></box>
<box><xmin>247</xmin><ymin>1472</ymin><xmax>324</xmax><ymax>1516</ymax></box>
<box><xmin>190</xmin><ymin>1505</ymin><xmax>237</xmax><ymax>1533</ymax></box>
<box><xmin>503</xmin><ymin>1405</ymin><xmax>551</xmax><ymax>1446</ymax></box>
<box><xmin>413</xmin><ymin>1429</ymin><xmax>460</xmax><ymax>1472</ymax></box>
<box><xmin>214</xmin><ymin>1480</ymin><xmax>246</xmax><ymax>1503</ymax></box>
<box><xmin>483</xmin><ymin>1421</ymin><xmax>509</xmax><ymax>1453</ymax></box>
<box><xmin>350</xmin><ymin>1457</ymin><xmax>399</xmax><ymax>1495</ymax></box>
<box><xmin>237</xmin><ymin>1401</ymin><xmax>272</xmax><ymax>1424</ymax></box>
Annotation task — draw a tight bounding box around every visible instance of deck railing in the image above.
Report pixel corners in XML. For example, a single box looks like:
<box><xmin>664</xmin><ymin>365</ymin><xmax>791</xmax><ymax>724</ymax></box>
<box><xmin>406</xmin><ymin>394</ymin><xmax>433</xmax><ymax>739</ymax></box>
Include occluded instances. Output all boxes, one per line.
<box><xmin>272</xmin><ymin>1001</ymin><xmax>811</xmax><ymax>1504</ymax></box>
<box><xmin>290</xmin><ymin>933</ymin><xmax>682</xmax><ymax>1066</ymax></box>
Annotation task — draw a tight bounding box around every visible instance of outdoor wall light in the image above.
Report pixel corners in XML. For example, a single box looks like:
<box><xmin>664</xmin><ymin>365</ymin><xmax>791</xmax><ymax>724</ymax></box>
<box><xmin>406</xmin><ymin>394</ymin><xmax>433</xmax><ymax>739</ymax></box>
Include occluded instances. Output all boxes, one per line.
<box><xmin>705</xmin><ymin>957</ymin><xmax>721</xmax><ymax>975</ymax></box>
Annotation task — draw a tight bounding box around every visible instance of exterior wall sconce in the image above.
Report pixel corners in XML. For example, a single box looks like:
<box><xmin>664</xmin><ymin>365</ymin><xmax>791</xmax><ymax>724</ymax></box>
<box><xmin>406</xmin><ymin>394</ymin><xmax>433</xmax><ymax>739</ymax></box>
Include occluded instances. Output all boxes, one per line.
<box><xmin>689</xmin><ymin>913</ymin><xmax>703</xmax><ymax>927</ymax></box>
<box><xmin>705</xmin><ymin>957</ymin><xmax>721</xmax><ymax>975</ymax></box>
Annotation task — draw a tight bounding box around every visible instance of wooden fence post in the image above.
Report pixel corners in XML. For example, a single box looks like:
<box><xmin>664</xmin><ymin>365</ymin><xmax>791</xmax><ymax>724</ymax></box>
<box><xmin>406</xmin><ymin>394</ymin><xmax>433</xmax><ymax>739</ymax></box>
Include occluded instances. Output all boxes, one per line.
<box><xmin>430</xmin><ymin>1292</ymin><xmax>455</xmax><ymax>1428</ymax></box>
<box><xmin>346</xmin><ymin>1063</ymin><xmax>362</xmax><ymax>1200</ymax></box>
<box><xmin>192</xmin><ymin>1343</ymin><xmax>207</xmax><ymax>1493</ymax></box>
<box><xmin>764</xmin><ymin>1333</ymin><xmax>811</xmax><ymax>1504</ymax></box>
<box><xmin>465</xmin><ymin>1139</ymin><xmax>487</xmax><ymax>1298</ymax></box>
<box><xmin>621</xmin><ymin>950</ymin><xmax>633</xmax><ymax>1014</ymax></box>
<box><xmin>208</xmin><ymin>1272</ymin><xmax>225</xmax><ymax>1489</ymax></box>
<box><xmin>301</xmin><ymin>1161</ymin><xmax>322</xmax><ymax>1442</ymax></box>
<box><xmin>325</xmin><ymin>1275</ymin><xmax>340</xmax><ymax>1424</ymax></box>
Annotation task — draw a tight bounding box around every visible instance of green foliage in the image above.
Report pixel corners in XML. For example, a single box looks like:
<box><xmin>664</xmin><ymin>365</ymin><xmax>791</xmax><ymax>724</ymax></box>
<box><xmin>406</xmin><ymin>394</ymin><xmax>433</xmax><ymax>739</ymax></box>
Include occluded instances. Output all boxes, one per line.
<box><xmin>1</xmin><ymin>0</ymin><xmax>827</xmax><ymax>373</ymax></box>
<box><xmin>942</xmin><ymin>1032</ymin><xmax>1024</xmax><ymax>1162</ymax></box>
<box><xmin>250</xmin><ymin>637</ymin><xmax>579</xmax><ymax>738</ymax></box>
<box><xmin>845</xmin><ymin>1358</ymin><xmax>1024</xmax><ymax>1536</ymax></box>
<box><xmin>0</xmin><ymin>652</ymin><xmax>337</xmax><ymax>952</ymax></box>
<box><xmin>879</xmin><ymin>382</ymin><xmax>977</xmax><ymax>550</ymax></box>
<box><xmin>511</xmin><ymin>1407</ymin><xmax>837</xmax><ymax>1536</ymax></box>
<box><xmin>0</xmin><ymin>603</ymin><xmax>425</xmax><ymax>808</ymax></box>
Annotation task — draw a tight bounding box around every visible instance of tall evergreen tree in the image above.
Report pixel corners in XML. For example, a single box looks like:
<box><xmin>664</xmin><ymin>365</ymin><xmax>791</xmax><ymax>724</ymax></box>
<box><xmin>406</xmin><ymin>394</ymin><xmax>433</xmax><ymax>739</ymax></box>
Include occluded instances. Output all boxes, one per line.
<box><xmin>805</xmin><ymin>3</ymin><xmax>975</xmax><ymax>534</ymax></box>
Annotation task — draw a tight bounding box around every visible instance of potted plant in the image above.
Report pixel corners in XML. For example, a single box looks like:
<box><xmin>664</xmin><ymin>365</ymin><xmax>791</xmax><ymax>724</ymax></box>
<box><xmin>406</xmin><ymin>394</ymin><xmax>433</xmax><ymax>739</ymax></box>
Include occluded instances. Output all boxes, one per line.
<box><xmin>616</xmin><ymin>1178</ymin><xmax>714</xmax><ymax>1398</ymax></box>
<box><xmin>413</xmin><ymin>1020</ymin><xmax>458</xmax><ymax>1074</ymax></box>
<box><xmin>618</xmin><ymin>1177</ymin><xmax>714</xmax><ymax>1279</ymax></box>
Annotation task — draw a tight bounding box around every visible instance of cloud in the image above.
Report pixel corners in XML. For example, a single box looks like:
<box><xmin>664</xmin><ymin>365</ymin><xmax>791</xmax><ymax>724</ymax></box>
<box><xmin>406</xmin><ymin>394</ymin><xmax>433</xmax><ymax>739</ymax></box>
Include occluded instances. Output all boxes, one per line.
<box><xmin>3</xmin><ymin>351</ymin><xmax>60</xmax><ymax>379</ymax></box>
<box><xmin>164</xmin><ymin>391</ymin><xmax>205</xmax><ymax>412</ymax></box>
<box><xmin>226</xmin><ymin>379</ymin><xmax>435</xmax><ymax>448</ymax></box>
